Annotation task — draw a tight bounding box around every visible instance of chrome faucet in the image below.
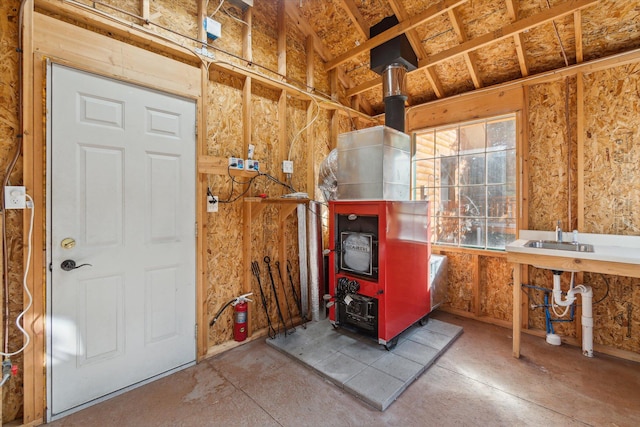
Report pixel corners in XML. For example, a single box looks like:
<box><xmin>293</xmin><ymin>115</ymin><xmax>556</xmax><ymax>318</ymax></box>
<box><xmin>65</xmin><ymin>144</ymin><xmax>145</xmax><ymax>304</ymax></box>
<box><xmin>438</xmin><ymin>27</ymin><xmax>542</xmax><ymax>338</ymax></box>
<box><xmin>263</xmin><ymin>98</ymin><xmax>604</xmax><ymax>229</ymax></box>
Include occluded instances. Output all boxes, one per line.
<box><xmin>572</xmin><ymin>229</ymin><xmax>579</xmax><ymax>245</ymax></box>
<box><xmin>555</xmin><ymin>220</ymin><xmax>562</xmax><ymax>243</ymax></box>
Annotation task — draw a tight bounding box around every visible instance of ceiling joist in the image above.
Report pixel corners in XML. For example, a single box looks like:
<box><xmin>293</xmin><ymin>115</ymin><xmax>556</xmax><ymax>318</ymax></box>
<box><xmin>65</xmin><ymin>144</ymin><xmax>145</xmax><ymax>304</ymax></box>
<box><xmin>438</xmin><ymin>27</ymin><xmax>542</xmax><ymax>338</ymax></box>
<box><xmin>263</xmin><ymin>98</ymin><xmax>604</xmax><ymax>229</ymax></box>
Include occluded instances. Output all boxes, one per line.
<box><xmin>347</xmin><ymin>0</ymin><xmax>598</xmax><ymax>97</ymax></box>
<box><xmin>336</xmin><ymin>0</ymin><xmax>368</xmax><ymax>40</ymax></box>
<box><xmin>325</xmin><ymin>0</ymin><xmax>467</xmax><ymax>71</ymax></box>
<box><xmin>387</xmin><ymin>0</ymin><xmax>446</xmax><ymax>100</ymax></box>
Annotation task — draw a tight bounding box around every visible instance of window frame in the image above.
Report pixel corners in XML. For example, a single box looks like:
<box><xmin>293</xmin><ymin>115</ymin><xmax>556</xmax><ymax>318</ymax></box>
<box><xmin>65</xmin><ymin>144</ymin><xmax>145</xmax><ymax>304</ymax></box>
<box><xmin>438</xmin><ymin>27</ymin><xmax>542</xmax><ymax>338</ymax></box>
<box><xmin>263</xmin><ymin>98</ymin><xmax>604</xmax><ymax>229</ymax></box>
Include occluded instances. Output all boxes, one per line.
<box><xmin>411</xmin><ymin>113</ymin><xmax>518</xmax><ymax>251</ymax></box>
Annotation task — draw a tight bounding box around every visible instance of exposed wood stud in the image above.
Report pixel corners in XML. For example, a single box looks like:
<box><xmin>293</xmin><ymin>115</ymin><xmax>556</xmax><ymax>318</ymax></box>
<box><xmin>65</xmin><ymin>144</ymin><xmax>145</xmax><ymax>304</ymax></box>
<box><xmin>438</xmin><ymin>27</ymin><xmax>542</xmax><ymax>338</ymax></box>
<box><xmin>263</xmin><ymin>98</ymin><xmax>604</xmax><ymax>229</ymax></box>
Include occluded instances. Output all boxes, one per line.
<box><xmin>349</xmin><ymin>0</ymin><xmax>598</xmax><ymax>97</ymax></box>
<box><xmin>196</xmin><ymin>0</ymin><xmax>208</xmax><ymax>361</ymax></box>
<box><xmin>574</xmin><ymin>10</ymin><xmax>584</xmax><ymax>63</ymax></box>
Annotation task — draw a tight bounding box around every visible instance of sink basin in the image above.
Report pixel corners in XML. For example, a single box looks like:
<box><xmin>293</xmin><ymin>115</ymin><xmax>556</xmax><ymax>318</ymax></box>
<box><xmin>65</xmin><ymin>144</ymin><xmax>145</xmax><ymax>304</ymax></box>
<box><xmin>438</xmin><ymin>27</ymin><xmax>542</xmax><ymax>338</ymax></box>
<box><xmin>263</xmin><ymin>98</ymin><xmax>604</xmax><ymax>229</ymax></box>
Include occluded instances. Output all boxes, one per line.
<box><xmin>525</xmin><ymin>240</ymin><xmax>594</xmax><ymax>252</ymax></box>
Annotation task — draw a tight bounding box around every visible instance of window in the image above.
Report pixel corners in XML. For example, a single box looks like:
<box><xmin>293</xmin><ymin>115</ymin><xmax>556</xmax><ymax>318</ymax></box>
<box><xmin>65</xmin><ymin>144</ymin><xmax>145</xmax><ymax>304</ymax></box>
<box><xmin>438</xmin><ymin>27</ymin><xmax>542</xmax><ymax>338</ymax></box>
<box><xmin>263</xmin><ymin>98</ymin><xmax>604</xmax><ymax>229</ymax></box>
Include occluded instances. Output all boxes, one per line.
<box><xmin>412</xmin><ymin>114</ymin><xmax>517</xmax><ymax>250</ymax></box>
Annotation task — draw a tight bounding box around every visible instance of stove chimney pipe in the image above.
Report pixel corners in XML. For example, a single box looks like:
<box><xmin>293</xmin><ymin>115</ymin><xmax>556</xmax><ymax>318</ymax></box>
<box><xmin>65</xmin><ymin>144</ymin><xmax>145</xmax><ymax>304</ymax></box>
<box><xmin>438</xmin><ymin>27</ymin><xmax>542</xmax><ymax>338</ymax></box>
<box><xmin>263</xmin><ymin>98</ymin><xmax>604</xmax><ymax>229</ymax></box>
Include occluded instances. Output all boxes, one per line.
<box><xmin>370</xmin><ymin>15</ymin><xmax>418</xmax><ymax>133</ymax></box>
<box><xmin>382</xmin><ymin>63</ymin><xmax>408</xmax><ymax>132</ymax></box>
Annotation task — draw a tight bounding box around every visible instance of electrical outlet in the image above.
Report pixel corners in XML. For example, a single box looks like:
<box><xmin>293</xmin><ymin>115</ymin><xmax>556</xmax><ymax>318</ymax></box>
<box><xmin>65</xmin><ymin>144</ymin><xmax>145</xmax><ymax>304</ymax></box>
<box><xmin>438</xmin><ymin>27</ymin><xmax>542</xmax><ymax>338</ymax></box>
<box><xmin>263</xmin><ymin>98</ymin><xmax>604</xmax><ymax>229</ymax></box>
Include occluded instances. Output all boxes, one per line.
<box><xmin>4</xmin><ymin>186</ymin><xmax>26</xmax><ymax>209</ymax></box>
<box><xmin>245</xmin><ymin>159</ymin><xmax>259</xmax><ymax>172</ymax></box>
<box><xmin>229</xmin><ymin>157</ymin><xmax>244</xmax><ymax>170</ymax></box>
<box><xmin>207</xmin><ymin>195</ymin><xmax>218</xmax><ymax>213</ymax></box>
<box><xmin>282</xmin><ymin>160</ymin><xmax>294</xmax><ymax>174</ymax></box>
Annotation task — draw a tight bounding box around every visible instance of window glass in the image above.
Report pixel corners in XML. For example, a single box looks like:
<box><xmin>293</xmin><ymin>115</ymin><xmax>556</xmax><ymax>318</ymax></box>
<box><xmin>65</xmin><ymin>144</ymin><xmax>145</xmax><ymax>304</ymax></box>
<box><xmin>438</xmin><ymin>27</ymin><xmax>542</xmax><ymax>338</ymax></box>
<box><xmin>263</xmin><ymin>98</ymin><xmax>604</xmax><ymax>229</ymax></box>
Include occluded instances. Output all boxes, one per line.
<box><xmin>413</xmin><ymin>114</ymin><xmax>517</xmax><ymax>250</ymax></box>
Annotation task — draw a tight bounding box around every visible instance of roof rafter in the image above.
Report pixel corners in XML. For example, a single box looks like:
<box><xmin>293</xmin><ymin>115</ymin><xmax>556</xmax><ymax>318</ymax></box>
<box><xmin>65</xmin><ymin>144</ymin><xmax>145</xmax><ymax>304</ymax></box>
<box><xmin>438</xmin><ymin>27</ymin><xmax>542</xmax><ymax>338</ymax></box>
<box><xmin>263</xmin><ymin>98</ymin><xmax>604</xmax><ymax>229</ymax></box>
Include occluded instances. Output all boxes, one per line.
<box><xmin>347</xmin><ymin>0</ymin><xmax>598</xmax><ymax>97</ymax></box>
<box><xmin>574</xmin><ymin>10</ymin><xmax>583</xmax><ymax>63</ymax></box>
<box><xmin>387</xmin><ymin>0</ymin><xmax>446</xmax><ymax>100</ymax></box>
<box><xmin>505</xmin><ymin>0</ymin><xmax>529</xmax><ymax>77</ymax></box>
<box><xmin>284</xmin><ymin>1</ymin><xmax>374</xmax><ymax>115</ymax></box>
<box><xmin>325</xmin><ymin>0</ymin><xmax>467</xmax><ymax>71</ymax></box>
<box><xmin>336</xmin><ymin>0</ymin><xmax>368</xmax><ymax>40</ymax></box>
<box><xmin>448</xmin><ymin>8</ymin><xmax>483</xmax><ymax>89</ymax></box>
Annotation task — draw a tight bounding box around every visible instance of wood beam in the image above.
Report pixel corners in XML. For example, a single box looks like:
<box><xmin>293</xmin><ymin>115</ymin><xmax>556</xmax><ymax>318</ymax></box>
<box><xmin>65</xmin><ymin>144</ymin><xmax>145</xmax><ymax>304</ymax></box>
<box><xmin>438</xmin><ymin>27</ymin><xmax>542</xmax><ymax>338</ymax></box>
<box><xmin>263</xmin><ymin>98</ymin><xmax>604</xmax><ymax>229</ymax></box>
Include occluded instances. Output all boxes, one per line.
<box><xmin>514</xmin><ymin>33</ymin><xmax>530</xmax><ymax>77</ymax></box>
<box><xmin>506</xmin><ymin>0</ymin><xmax>529</xmax><ymax>77</ymax></box>
<box><xmin>388</xmin><ymin>0</ymin><xmax>446</xmax><ymax>100</ymax></box>
<box><xmin>348</xmin><ymin>0</ymin><xmax>598</xmax><ymax>97</ymax></box>
<box><xmin>448</xmin><ymin>8</ymin><xmax>483</xmax><ymax>89</ymax></box>
<box><xmin>196</xmin><ymin>0</ymin><xmax>208</xmax><ymax>361</ymax></box>
<box><xmin>283</xmin><ymin>0</ymin><xmax>373</xmax><ymax>115</ymax></box>
<box><xmin>505</xmin><ymin>0</ymin><xmax>518</xmax><ymax>20</ymax></box>
<box><xmin>425</xmin><ymin>66</ymin><xmax>445</xmax><ymax>98</ymax></box>
<box><xmin>574</xmin><ymin>10</ymin><xmax>583</xmax><ymax>63</ymax></box>
<box><xmin>336</xmin><ymin>0</ymin><xmax>368</xmax><ymax>40</ymax></box>
<box><xmin>325</xmin><ymin>0</ymin><xmax>467</xmax><ymax>71</ymax></box>
<box><xmin>419</xmin><ymin>0</ymin><xmax>597</xmax><ymax>69</ymax></box>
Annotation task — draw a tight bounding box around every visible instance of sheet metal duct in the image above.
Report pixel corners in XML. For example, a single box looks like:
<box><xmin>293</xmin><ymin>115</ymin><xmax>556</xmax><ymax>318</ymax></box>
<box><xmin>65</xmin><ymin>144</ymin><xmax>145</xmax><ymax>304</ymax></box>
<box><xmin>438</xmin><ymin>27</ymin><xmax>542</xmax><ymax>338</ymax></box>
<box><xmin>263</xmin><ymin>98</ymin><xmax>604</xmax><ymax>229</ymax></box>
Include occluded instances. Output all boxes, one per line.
<box><xmin>307</xmin><ymin>201</ymin><xmax>324</xmax><ymax>321</ymax></box>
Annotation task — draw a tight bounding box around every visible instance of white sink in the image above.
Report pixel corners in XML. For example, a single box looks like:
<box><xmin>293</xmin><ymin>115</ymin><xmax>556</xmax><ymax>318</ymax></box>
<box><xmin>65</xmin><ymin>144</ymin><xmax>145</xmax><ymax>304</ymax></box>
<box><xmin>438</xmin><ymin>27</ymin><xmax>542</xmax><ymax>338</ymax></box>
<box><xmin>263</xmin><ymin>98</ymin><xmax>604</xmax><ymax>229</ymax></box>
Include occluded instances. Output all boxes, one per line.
<box><xmin>506</xmin><ymin>230</ymin><xmax>640</xmax><ymax>266</ymax></box>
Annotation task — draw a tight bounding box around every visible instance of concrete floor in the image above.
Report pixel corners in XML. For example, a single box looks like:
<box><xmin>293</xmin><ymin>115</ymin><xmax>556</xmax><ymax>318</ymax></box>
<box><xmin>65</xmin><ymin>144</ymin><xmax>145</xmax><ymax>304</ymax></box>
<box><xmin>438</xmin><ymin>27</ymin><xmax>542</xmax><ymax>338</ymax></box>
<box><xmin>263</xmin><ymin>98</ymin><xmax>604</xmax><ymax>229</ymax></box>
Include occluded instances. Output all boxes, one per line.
<box><xmin>48</xmin><ymin>311</ymin><xmax>640</xmax><ymax>426</ymax></box>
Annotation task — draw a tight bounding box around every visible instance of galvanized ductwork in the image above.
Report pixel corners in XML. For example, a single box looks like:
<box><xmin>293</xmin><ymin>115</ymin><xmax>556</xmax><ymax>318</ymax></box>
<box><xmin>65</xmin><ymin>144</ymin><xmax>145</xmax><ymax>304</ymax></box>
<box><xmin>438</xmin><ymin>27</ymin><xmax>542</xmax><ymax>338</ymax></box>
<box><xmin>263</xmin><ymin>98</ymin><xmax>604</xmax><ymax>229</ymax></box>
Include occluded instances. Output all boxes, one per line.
<box><xmin>370</xmin><ymin>15</ymin><xmax>418</xmax><ymax>133</ymax></box>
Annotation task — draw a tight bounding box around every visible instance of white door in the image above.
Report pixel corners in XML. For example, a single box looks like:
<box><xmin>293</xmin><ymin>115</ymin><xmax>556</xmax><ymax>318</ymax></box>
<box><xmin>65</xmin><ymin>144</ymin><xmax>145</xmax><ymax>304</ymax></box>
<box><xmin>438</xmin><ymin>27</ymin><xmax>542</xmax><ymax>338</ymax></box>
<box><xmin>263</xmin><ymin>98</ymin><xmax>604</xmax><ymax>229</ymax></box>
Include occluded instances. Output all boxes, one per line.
<box><xmin>49</xmin><ymin>64</ymin><xmax>196</xmax><ymax>417</ymax></box>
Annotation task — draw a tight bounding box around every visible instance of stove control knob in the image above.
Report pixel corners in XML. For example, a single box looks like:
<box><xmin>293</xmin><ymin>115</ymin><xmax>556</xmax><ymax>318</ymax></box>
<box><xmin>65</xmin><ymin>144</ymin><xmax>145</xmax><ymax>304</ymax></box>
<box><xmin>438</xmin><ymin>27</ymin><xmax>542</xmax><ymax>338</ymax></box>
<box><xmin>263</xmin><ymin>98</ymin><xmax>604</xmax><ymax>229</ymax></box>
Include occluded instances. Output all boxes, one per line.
<box><xmin>348</xmin><ymin>280</ymin><xmax>360</xmax><ymax>293</ymax></box>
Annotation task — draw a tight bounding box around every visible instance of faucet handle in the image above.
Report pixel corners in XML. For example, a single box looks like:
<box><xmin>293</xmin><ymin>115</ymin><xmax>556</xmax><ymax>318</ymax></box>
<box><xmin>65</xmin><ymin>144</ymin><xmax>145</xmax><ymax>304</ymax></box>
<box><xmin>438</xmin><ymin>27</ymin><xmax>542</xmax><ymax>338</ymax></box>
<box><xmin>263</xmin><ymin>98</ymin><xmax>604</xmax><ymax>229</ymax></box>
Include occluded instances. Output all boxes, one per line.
<box><xmin>572</xmin><ymin>230</ymin><xmax>579</xmax><ymax>244</ymax></box>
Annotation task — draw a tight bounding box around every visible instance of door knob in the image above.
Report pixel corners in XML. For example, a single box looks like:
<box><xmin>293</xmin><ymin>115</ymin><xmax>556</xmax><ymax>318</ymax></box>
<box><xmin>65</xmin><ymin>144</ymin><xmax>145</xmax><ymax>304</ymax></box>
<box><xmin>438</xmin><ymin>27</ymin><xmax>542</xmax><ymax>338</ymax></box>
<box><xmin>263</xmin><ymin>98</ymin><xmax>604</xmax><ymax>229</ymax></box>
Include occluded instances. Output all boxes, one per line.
<box><xmin>61</xmin><ymin>259</ymin><xmax>92</xmax><ymax>271</ymax></box>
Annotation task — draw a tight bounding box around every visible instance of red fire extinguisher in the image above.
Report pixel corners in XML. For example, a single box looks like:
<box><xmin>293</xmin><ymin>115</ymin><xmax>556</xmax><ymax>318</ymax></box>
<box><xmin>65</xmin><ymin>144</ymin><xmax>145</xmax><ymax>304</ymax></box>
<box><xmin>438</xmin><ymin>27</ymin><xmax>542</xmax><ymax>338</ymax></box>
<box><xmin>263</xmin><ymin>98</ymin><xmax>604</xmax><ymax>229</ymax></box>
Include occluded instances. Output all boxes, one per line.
<box><xmin>233</xmin><ymin>293</ymin><xmax>253</xmax><ymax>342</ymax></box>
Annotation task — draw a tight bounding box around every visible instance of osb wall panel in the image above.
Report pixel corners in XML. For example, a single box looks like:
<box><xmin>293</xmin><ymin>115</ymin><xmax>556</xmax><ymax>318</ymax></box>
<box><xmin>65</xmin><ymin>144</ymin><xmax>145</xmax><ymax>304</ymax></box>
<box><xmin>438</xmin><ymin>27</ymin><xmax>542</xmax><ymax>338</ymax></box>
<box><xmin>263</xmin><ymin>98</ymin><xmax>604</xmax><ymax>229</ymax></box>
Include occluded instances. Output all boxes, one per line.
<box><xmin>207</xmin><ymin>4</ymin><xmax>244</xmax><ymax>59</ymax></box>
<box><xmin>299</xmin><ymin>0</ymin><xmax>363</xmax><ymax>59</ymax></box>
<box><xmin>252</xmin><ymin>0</ymin><xmax>277</xmax><ymax>74</ymax></box>
<box><xmin>585</xmin><ymin>272</ymin><xmax>640</xmax><ymax>353</ymax></box>
<box><xmin>287</xmin><ymin>21</ymin><xmax>307</xmax><ymax>88</ymax></box>
<box><xmin>583</xmin><ymin>64</ymin><xmax>640</xmax><ymax>235</ymax></box>
<box><xmin>1</xmin><ymin>0</ymin><xmax>26</xmax><ymax>421</ymax></box>
<box><xmin>456</xmin><ymin>0</ymin><xmax>511</xmax><ymax>40</ymax></box>
<box><xmin>205</xmin><ymin>71</ymin><xmax>245</xmax><ymax>345</ymax></box>
<box><xmin>525</xmin><ymin>18</ymin><xmax>576</xmax><ymax>76</ymax></box>
<box><xmin>475</xmin><ymin>39</ymin><xmax>522</xmax><ymax>87</ymax></box>
<box><xmin>479</xmin><ymin>256</ymin><xmax>512</xmax><ymax>322</ymax></box>
<box><xmin>439</xmin><ymin>251</ymin><xmax>475</xmax><ymax>313</ymax></box>
<box><xmin>437</xmin><ymin>56</ymin><xmax>474</xmax><ymax>97</ymax></box>
<box><xmin>582</xmin><ymin>0</ymin><xmax>640</xmax><ymax>62</ymax></box>
<box><xmin>415</xmin><ymin>14</ymin><xmax>455</xmax><ymax>58</ymax></box>
<box><xmin>527</xmin><ymin>78</ymin><xmax>578</xmax><ymax>232</ymax></box>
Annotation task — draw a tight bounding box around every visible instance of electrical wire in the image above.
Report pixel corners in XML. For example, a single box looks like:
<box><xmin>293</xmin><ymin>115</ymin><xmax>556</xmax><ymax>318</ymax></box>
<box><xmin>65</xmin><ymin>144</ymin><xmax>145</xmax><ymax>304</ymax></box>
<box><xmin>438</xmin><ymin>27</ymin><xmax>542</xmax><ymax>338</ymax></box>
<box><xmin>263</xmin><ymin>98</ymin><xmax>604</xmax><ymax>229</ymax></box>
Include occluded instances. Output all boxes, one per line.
<box><xmin>287</xmin><ymin>97</ymin><xmax>320</xmax><ymax>162</ymax></box>
<box><xmin>218</xmin><ymin>167</ymin><xmax>297</xmax><ymax>204</ymax></box>
<box><xmin>208</xmin><ymin>0</ymin><xmax>225</xmax><ymax>17</ymax></box>
<box><xmin>2</xmin><ymin>0</ymin><xmax>29</xmax><ymax>356</ymax></box>
<box><xmin>0</xmin><ymin>195</ymin><xmax>34</xmax><ymax>357</ymax></box>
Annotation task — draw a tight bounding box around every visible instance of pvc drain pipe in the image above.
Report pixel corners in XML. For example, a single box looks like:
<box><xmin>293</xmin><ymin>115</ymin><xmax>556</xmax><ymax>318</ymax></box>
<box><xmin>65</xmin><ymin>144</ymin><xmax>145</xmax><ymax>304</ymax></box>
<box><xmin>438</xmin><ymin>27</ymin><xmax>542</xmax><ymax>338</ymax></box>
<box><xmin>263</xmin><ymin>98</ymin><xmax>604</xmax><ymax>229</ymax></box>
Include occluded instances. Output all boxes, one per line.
<box><xmin>551</xmin><ymin>272</ymin><xmax>594</xmax><ymax>357</ymax></box>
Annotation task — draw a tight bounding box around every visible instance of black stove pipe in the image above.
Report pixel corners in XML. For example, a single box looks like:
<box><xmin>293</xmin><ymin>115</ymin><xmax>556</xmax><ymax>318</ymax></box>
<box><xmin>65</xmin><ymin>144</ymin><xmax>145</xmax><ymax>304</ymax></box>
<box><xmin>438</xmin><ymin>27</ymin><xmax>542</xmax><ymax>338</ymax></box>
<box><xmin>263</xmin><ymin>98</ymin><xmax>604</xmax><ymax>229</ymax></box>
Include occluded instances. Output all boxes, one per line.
<box><xmin>369</xmin><ymin>15</ymin><xmax>417</xmax><ymax>134</ymax></box>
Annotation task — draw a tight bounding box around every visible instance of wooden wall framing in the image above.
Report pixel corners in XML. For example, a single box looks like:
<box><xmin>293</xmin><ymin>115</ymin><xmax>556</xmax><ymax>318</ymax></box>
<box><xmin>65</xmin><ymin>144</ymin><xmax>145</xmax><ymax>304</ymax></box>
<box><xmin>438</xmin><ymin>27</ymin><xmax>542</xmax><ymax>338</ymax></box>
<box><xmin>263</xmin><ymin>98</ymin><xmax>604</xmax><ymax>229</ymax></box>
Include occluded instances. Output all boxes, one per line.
<box><xmin>407</xmin><ymin>47</ymin><xmax>640</xmax><ymax>364</ymax></box>
<box><xmin>4</xmin><ymin>0</ymin><xmax>640</xmax><ymax>424</ymax></box>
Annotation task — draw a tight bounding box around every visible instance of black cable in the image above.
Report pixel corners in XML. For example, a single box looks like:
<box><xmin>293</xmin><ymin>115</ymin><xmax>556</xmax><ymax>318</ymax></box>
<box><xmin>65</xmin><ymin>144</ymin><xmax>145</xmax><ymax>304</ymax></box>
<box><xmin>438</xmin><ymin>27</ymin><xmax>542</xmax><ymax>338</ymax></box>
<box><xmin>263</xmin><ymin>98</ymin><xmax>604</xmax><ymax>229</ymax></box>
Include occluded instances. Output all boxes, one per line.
<box><xmin>209</xmin><ymin>297</ymin><xmax>236</xmax><ymax>327</ymax></box>
<box><xmin>594</xmin><ymin>273</ymin><xmax>610</xmax><ymax>305</ymax></box>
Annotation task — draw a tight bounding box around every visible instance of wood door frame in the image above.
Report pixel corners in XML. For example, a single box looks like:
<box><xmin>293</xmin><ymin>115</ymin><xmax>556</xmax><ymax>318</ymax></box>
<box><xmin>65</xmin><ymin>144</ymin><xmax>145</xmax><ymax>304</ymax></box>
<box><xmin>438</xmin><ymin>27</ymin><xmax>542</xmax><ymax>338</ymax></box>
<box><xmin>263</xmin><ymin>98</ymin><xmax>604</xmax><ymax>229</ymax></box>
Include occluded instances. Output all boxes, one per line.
<box><xmin>24</xmin><ymin>12</ymin><xmax>204</xmax><ymax>424</ymax></box>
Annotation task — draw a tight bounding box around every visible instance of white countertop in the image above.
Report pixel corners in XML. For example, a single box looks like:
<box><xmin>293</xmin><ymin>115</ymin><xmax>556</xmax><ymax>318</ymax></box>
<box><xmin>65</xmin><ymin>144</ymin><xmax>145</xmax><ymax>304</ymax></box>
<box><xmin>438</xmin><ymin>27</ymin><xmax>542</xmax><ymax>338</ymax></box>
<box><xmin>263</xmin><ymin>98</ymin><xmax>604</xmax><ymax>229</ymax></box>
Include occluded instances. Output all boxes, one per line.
<box><xmin>506</xmin><ymin>230</ymin><xmax>640</xmax><ymax>266</ymax></box>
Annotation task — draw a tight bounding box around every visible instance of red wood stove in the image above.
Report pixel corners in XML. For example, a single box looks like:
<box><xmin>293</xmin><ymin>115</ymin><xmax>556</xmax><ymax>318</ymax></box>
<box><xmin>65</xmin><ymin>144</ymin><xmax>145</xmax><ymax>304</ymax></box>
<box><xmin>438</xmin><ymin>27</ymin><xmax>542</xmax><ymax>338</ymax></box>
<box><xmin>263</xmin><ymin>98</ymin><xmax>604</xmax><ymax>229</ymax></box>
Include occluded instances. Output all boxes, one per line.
<box><xmin>328</xmin><ymin>200</ymin><xmax>431</xmax><ymax>348</ymax></box>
